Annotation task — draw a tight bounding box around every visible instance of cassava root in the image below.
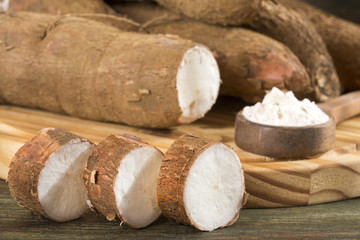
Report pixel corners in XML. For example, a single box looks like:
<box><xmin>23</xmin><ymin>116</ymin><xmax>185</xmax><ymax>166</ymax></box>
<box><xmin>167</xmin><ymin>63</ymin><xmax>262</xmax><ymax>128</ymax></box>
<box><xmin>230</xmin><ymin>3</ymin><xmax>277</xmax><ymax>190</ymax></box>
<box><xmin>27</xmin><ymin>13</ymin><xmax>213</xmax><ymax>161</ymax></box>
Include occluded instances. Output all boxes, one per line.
<box><xmin>0</xmin><ymin>11</ymin><xmax>220</xmax><ymax>128</ymax></box>
<box><xmin>113</xmin><ymin>1</ymin><xmax>312</xmax><ymax>102</ymax></box>
<box><xmin>1</xmin><ymin>0</ymin><xmax>114</xmax><ymax>15</ymax></box>
<box><xmin>7</xmin><ymin>128</ymin><xmax>94</xmax><ymax>222</ymax></box>
<box><xmin>155</xmin><ymin>0</ymin><xmax>341</xmax><ymax>102</ymax></box>
<box><xmin>157</xmin><ymin>134</ymin><xmax>247</xmax><ymax>231</ymax></box>
<box><xmin>277</xmin><ymin>0</ymin><xmax>360</xmax><ymax>91</ymax></box>
<box><xmin>83</xmin><ymin>134</ymin><xmax>163</xmax><ymax>228</ymax></box>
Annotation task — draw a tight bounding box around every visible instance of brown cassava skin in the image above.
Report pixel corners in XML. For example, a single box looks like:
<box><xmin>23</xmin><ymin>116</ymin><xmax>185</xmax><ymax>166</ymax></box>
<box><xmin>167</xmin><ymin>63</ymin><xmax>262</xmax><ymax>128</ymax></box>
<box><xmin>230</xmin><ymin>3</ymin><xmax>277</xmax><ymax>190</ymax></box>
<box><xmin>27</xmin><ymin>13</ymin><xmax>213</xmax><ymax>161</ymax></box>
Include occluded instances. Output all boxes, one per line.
<box><xmin>155</xmin><ymin>0</ymin><xmax>341</xmax><ymax>102</ymax></box>
<box><xmin>7</xmin><ymin>0</ymin><xmax>113</xmax><ymax>15</ymax></box>
<box><xmin>0</xmin><ymin>11</ymin><xmax>202</xmax><ymax>128</ymax></box>
<box><xmin>112</xmin><ymin>1</ymin><xmax>171</xmax><ymax>24</ymax></box>
<box><xmin>67</xmin><ymin>13</ymin><xmax>140</xmax><ymax>31</ymax></box>
<box><xmin>277</xmin><ymin>0</ymin><xmax>360</xmax><ymax>91</ymax></box>
<box><xmin>7</xmin><ymin>128</ymin><xmax>92</xmax><ymax>221</ymax></box>
<box><xmin>157</xmin><ymin>134</ymin><xmax>244</xmax><ymax>230</ymax></box>
<box><xmin>83</xmin><ymin>134</ymin><xmax>163</xmax><ymax>227</ymax></box>
<box><xmin>155</xmin><ymin>0</ymin><xmax>254</xmax><ymax>26</ymax></box>
<box><xmin>114</xmin><ymin>2</ymin><xmax>312</xmax><ymax>102</ymax></box>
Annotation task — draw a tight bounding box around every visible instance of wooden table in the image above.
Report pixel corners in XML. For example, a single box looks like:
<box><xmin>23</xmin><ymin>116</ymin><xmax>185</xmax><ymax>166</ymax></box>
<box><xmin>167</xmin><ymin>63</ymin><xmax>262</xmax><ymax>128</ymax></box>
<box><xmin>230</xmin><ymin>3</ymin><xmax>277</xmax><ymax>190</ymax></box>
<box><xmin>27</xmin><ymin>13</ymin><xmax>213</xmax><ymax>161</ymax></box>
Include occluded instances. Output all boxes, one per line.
<box><xmin>1</xmin><ymin>179</ymin><xmax>359</xmax><ymax>239</ymax></box>
<box><xmin>0</xmin><ymin>96</ymin><xmax>359</xmax><ymax>239</ymax></box>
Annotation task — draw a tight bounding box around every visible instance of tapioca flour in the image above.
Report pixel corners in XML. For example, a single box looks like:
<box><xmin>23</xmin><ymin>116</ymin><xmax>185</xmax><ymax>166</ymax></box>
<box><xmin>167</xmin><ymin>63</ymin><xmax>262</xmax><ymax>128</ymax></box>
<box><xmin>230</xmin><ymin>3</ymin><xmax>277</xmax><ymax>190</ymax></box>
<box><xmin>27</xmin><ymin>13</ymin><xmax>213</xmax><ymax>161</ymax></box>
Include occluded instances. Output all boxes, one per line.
<box><xmin>242</xmin><ymin>87</ymin><xmax>329</xmax><ymax>127</ymax></box>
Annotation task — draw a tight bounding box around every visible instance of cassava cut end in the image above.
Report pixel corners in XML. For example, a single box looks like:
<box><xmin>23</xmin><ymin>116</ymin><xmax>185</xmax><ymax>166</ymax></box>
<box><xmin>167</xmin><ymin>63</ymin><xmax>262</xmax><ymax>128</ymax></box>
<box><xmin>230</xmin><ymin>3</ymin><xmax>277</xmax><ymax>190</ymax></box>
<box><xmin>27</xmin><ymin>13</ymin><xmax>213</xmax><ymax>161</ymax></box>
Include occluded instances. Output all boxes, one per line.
<box><xmin>115</xmin><ymin>2</ymin><xmax>312</xmax><ymax>102</ymax></box>
<box><xmin>0</xmin><ymin>12</ymin><xmax>220</xmax><ymax>128</ymax></box>
<box><xmin>83</xmin><ymin>134</ymin><xmax>164</xmax><ymax>228</ymax></box>
<box><xmin>155</xmin><ymin>0</ymin><xmax>341</xmax><ymax>102</ymax></box>
<box><xmin>158</xmin><ymin>134</ymin><xmax>246</xmax><ymax>231</ymax></box>
<box><xmin>7</xmin><ymin>128</ymin><xmax>94</xmax><ymax>222</ymax></box>
<box><xmin>176</xmin><ymin>45</ymin><xmax>220</xmax><ymax>124</ymax></box>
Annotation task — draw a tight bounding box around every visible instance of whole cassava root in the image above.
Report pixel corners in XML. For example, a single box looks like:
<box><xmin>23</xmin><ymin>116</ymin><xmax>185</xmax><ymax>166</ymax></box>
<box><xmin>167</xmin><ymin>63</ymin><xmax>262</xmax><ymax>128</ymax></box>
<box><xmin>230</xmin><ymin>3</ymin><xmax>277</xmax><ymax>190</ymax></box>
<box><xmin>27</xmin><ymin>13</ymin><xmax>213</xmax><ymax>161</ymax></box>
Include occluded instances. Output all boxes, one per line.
<box><xmin>114</xmin><ymin>2</ymin><xmax>312</xmax><ymax>102</ymax></box>
<box><xmin>1</xmin><ymin>0</ymin><xmax>114</xmax><ymax>14</ymax></box>
<box><xmin>277</xmin><ymin>0</ymin><xmax>360</xmax><ymax>91</ymax></box>
<box><xmin>158</xmin><ymin>134</ymin><xmax>247</xmax><ymax>231</ymax></box>
<box><xmin>83</xmin><ymin>134</ymin><xmax>163</xmax><ymax>228</ymax></box>
<box><xmin>0</xmin><ymin>11</ymin><xmax>220</xmax><ymax>128</ymax></box>
<box><xmin>7</xmin><ymin>128</ymin><xmax>94</xmax><ymax>222</ymax></box>
<box><xmin>155</xmin><ymin>0</ymin><xmax>341</xmax><ymax>102</ymax></box>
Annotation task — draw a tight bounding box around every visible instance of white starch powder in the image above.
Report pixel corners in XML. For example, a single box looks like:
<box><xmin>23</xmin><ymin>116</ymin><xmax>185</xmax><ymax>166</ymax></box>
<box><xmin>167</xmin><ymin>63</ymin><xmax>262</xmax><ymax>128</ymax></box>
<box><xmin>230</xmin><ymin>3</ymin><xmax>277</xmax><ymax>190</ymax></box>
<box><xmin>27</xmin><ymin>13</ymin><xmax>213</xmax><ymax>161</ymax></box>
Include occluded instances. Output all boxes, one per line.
<box><xmin>242</xmin><ymin>87</ymin><xmax>329</xmax><ymax>126</ymax></box>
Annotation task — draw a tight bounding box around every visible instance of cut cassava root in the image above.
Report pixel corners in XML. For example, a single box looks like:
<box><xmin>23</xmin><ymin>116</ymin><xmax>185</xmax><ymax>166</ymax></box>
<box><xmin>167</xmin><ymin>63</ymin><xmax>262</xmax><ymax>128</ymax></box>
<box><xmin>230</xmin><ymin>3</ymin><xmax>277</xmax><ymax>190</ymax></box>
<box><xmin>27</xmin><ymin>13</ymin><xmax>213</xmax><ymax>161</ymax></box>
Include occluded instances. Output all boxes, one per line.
<box><xmin>0</xmin><ymin>12</ymin><xmax>220</xmax><ymax>128</ymax></box>
<box><xmin>113</xmin><ymin>2</ymin><xmax>312</xmax><ymax>102</ymax></box>
<box><xmin>158</xmin><ymin>134</ymin><xmax>246</xmax><ymax>231</ymax></box>
<box><xmin>155</xmin><ymin>0</ymin><xmax>341</xmax><ymax>102</ymax></box>
<box><xmin>7</xmin><ymin>128</ymin><xmax>94</xmax><ymax>222</ymax></box>
<box><xmin>83</xmin><ymin>134</ymin><xmax>163</xmax><ymax>228</ymax></box>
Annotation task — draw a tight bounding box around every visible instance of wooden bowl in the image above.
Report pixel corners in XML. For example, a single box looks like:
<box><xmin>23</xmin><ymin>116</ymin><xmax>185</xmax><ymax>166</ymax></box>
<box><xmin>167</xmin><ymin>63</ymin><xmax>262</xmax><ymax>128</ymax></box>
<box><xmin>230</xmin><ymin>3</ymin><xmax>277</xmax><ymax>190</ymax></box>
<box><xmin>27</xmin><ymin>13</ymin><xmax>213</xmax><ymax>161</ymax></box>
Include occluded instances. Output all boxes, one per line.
<box><xmin>234</xmin><ymin>111</ymin><xmax>336</xmax><ymax>158</ymax></box>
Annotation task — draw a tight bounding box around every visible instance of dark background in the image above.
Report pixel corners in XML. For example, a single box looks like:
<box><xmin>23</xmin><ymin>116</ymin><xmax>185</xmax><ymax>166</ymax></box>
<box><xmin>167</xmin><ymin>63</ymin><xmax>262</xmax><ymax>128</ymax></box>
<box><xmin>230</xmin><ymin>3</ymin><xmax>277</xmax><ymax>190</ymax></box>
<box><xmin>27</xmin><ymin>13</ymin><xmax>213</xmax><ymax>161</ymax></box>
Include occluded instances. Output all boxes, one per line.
<box><xmin>304</xmin><ymin>0</ymin><xmax>360</xmax><ymax>23</ymax></box>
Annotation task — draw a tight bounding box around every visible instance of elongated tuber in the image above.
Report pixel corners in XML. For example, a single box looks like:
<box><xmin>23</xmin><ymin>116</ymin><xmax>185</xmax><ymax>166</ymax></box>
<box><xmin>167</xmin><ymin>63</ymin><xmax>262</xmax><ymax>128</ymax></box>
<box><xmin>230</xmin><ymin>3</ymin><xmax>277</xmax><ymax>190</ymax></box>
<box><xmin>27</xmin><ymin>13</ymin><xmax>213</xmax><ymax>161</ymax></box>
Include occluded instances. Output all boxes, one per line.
<box><xmin>0</xmin><ymin>12</ymin><xmax>220</xmax><ymax>128</ymax></box>
<box><xmin>113</xmin><ymin>2</ymin><xmax>312</xmax><ymax>102</ymax></box>
<box><xmin>158</xmin><ymin>134</ymin><xmax>246</xmax><ymax>231</ymax></box>
<box><xmin>277</xmin><ymin>0</ymin><xmax>360</xmax><ymax>91</ymax></box>
<box><xmin>83</xmin><ymin>134</ymin><xmax>163</xmax><ymax>228</ymax></box>
<box><xmin>7</xmin><ymin>128</ymin><xmax>94</xmax><ymax>222</ymax></box>
<box><xmin>155</xmin><ymin>0</ymin><xmax>341</xmax><ymax>102</ymax></box>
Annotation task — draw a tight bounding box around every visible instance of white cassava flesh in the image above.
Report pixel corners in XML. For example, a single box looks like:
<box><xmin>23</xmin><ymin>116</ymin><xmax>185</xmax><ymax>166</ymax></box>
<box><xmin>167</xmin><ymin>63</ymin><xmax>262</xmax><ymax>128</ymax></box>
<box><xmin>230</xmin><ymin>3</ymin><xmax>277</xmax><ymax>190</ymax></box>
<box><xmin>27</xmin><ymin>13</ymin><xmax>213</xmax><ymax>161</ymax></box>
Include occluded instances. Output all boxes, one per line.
<box><xmin>84</xmin><ymin>135</ymin><xmax>164</xmax><ymax>228</ymax></box>
<box><xmin>8</xmin><ymin>128</ymin><xmax>94</xmax><ymax>222</ymax></box>
<box><xmin>0</xmin><ymin>0</ymin><xmax>9</xmax><ymax>11</ymax></box>
<box><xmin>114</xmin><ymin>146</ymin><xmax>163</xmax><ymax>228</ymax></box>
<box><xmin>177</xmin><ymin>45</ymin><xmax>221</xmax><ymax>124</ymax></box>
<box><xmin>184</xmin><ymin>144</ymin><xmax>244</xmax><ymax>231</ymax></box>
<box><xmin>38</xmin><ymin>139</ymin><xmax>93</xmax><ymax>222</ymax></box>
<box><xmin>158</xmin><ymin>134</ymin><xmax>246</xmax><ymax>231</ymax></box>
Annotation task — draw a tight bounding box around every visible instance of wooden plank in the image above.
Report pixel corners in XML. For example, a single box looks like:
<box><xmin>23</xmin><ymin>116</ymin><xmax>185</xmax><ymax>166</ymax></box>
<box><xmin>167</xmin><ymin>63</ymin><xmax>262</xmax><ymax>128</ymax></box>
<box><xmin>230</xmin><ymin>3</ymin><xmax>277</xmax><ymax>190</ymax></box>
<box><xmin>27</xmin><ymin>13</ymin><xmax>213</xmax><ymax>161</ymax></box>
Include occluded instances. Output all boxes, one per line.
<box><xmin>1</xmin><ymin>179</ymin><xmax>360</xmax><ymax>239</ymax></box>
<box><xmin>0</xmin><ymin>98</ymin><xmax>359</xmax><ymax>208</ymax></box>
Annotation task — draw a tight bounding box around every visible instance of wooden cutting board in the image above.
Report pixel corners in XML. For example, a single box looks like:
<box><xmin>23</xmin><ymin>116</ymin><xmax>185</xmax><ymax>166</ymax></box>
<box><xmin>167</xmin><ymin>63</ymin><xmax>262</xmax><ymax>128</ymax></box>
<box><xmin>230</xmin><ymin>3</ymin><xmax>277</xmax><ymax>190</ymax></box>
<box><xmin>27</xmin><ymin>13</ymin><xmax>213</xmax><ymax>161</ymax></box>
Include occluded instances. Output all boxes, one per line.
<box><xmin>0</xmin><ymin>97</ymin><xmax>359</xmax><ymax>208</ymax></box>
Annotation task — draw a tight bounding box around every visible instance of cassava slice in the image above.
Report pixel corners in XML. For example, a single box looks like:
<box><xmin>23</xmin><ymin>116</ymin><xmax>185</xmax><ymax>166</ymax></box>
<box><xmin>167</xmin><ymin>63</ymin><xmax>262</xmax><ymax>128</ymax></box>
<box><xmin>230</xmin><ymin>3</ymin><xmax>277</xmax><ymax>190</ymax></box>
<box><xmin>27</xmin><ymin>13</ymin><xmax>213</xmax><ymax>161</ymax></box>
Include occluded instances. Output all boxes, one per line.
<box><xmin>114</xmin><ymin>1</ymin><xmax>312</xmax><ymax>102</ymax></box>
<box><xmin>0</xmin><ymin>0</ymin><xmax>9</xmax><ymax>10</ymax></box>
<box><xmin>83</xmin><ymin>134</ymin><xmax>163</xmax><ymax>228</ymax></box>
<box><xmin>155</xmin><ymin>0</ymin><xmax>341</xmax><ymax>101</ymax></box>
<box><xmin>7</xmin><ymin>128</ymin><xmax>94</xmax><ymax>222</ymax></box>
<box><xmin>158</xmin><ymin>134</ymin><xmax>247</xmax><ymax>231</ymax></box>
<box><xmin>0</xmin><ymin>12</ymin><xmax>220</xmax><ymax>128</ymax></box>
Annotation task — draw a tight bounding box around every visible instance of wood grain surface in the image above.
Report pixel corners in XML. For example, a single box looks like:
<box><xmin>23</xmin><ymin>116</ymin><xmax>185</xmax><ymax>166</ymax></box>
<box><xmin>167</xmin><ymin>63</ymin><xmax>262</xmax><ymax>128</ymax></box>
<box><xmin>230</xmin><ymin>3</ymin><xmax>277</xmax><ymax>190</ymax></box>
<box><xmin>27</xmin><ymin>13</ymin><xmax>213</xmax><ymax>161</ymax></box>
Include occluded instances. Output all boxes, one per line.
<box><xmin>1</xmin><ymin>179</ymin><xmax>359</xmax><ymax>239</ymax></box>
<box><xmin>0</xmin><ymin>96</ymin><xmax>360</xmax><ymax>208</ymax></box>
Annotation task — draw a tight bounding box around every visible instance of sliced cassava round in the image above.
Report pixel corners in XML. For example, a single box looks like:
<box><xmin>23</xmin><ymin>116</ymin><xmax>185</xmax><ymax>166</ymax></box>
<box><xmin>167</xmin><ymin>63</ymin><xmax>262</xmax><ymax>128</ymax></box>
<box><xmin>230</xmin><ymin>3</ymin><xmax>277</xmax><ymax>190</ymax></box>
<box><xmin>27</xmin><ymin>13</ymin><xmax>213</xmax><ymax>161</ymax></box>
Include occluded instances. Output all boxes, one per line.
<box><xmin>0</xmin><ymin>12</ymin><xmax>220</xmax><ymax>128</ymax></box>
<box><xmin>158</xmin><ymin>134</ymin><xmax>247</xmax><ymax>231</ymax></box>
<box><xmin>7</xmin><ymin>128</ymin><xmax>94</xmax><ymax>222</ymax></box>
<box><xmin>155</xmin><ymin>0</ymin><xmax>341</xmax><ymax>102</ymax></box>
<box><xmin>113</xmin><ymin>1</ymin><xmax>312</xmax><ymax>102</ymax></box>
<box><xmin>83</xmin><ymin>134</ymin><xmax>164</xmax><ymax>228</ymax></box>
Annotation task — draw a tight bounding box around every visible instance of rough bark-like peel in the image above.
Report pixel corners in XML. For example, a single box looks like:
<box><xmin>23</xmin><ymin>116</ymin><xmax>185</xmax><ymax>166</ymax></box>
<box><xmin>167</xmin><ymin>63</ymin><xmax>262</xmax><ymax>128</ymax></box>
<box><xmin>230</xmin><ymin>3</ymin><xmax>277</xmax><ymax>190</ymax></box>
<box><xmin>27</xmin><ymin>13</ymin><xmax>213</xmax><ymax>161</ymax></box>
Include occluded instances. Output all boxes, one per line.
<box><xmin>8</xmin><ymin>128</ymin><xmax>93</xmax><ymax>222</ymax></box>
<box><xmin>155</xmin><ymin>0</ymin><xmax>341</xmax><ymax>102</ymax></box>
<box><xmin>158</xmin><ymin>134</ymin><xmax>246</xmax><ymax>231</ymax></box>
<box><xmin>0</xmin><ymin>11</ymin><xmax>220</xmax><ymax>128</ymax></box>
<box><xmin>113</xmin><ymin>2</ymin><xmax>312</xmax><ymax>102</ymax></box>
<box><xmin>84</xmin><ymin>134</ymin><xmax>163</xmax><ymax>228</ymax></box>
